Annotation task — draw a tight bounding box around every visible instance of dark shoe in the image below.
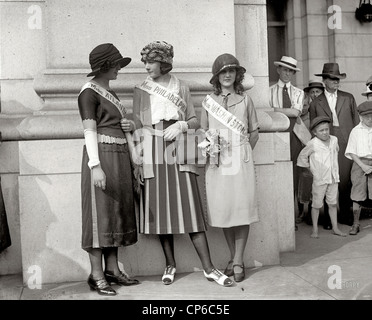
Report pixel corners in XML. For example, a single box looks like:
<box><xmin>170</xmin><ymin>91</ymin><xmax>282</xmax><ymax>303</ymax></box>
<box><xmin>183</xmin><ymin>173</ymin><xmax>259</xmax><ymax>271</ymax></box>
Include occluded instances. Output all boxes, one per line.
<box><xmin>349</xmin><ymin>224</ymin><xmax>360</xmax><ymax>235</ymax></box>
<box><xmin>87</xmin><ymin>275</ymin><xmax>116</xmax><ymax>296</ymax></box>
<box><xmin>233</xmin><ymin>264</ymin><xmax>245</xmax><ymax>283</ymax></box>
<box><xmin>161</xmin><ymin>265</ymin><xmax>176</xmax><ymax>285</ymax></box>
<box><xmin>104</xmin><ymin>271</ymin><xmax>140</xmax><ymax>286</ymax></box>
<box><xmin>224</xmin><ymin>260</ymin><xmax>234</xmax><ymax>277</ymax></box>
<box><xmin>323</xmin><ymin>224</ymin><xmax>332</xmax><ymax>230</ymax></box>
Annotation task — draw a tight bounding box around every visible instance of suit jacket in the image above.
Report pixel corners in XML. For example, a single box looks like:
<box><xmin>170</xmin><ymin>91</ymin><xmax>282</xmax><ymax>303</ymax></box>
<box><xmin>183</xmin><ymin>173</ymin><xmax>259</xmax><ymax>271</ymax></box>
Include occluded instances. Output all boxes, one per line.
<box><xmin>309</xmin><ymin>90</ymin><xmax>359</xmax><ymax>144</ymax></box>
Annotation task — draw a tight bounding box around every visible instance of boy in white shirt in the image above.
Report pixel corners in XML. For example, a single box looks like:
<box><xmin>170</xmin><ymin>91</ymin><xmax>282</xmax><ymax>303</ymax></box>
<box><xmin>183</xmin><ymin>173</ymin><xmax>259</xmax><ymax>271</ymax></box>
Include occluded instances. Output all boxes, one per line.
<box><xmin>345</xmin><ymin>101</ymin><xmax>372</xmax><ymax>235</ymax></box>
<box><xmin>297</xmin><ymin>116</ymin><xmax>347</xmax><ymax>238</ymax></box>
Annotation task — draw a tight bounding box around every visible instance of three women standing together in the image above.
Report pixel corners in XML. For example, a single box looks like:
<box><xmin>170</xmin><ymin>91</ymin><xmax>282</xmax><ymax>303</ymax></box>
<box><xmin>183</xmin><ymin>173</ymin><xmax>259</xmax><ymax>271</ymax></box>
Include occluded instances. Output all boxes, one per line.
<box><xmin>78</xmin><ymin>41</ymin><xmax>259</xmax><ymax>296</ymax></box>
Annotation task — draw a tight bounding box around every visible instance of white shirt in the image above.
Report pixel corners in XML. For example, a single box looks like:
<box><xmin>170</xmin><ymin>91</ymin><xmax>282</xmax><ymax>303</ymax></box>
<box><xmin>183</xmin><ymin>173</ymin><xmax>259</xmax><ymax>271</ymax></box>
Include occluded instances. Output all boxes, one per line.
<box><xmin>297</xmin><ymin>135</ymin><xmax>340</xmax><ymax>186</ymax></box>
<box><xmin>345</xmin><ymin>122</ymin><xmax>372</xmax><ymax>160</ymax></box>
<box><xmin>150</xmin><ymin>75</ymin><xmax>180</xmax><ymax>124</ymax></box>
<box><xmin>269</xmin><ymin>80</ymin><xmax>304</xmax><ymax>112</ymax></box>
<box><xmin>324</xmin><ymin>89</ymin><xmax>339</xmax><ymax>127</ymax></box>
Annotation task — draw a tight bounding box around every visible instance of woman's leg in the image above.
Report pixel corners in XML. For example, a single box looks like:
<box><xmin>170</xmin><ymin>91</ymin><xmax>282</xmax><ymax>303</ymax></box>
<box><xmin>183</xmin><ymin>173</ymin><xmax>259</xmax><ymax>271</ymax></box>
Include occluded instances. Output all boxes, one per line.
<box><xmin>103</xmin><ymin>247</ymin><xmax>120</xmax><ymax>274</ymax></box>
<box><xmin>189</xmin><ymin>232</ymin><xmax>214</xmax><ymax>273</ymax></box>
<box><xmin>222</xmin><ymin>228</ymin><xmax>235</xmax><ymax>262</ymax></box>
<box><xmin>231</xmin><ymin>225</ymin><xmax>249</xmax><ymax>274</ymax></box>
<box><xmin>159</xmin><ymin>234</ymin><xmax>176</xmax><ymax>267</ymax></box>
<box><xmin>88</xmin><ymin>248</ymin><xmax>104</xmax><ymax>279</ymax></box>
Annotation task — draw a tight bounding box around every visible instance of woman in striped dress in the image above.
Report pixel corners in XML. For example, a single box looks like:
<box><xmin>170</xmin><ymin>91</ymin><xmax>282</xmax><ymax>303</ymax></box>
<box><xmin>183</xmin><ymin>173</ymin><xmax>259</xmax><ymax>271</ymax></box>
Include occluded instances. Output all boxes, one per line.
<box><xmin>130</xmin><ymin>41</ymin><xmax>232</xmax><ymax>287</ymax></box>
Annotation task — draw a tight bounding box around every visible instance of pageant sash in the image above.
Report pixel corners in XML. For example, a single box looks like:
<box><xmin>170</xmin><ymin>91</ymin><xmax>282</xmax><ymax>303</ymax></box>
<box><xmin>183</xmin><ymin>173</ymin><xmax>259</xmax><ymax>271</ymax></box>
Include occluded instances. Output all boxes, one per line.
<box><xmin>80</xmin><ymin>82</ymin><xmax>128</xmax><ymax>117</ymax></box>
<box><xmin>80</xmin><ymin>81</ymin><xmax>139</xmax><ymax>164</ymax></box>
<box><xmin>136</xmin><ymin>79</ymin><xmax>186</xmax><ymax>117</ymax></box>
<box><xmin>202</xmin><ymin>95</ymin><xmax>247</xmax><ymax>137</ymax></box>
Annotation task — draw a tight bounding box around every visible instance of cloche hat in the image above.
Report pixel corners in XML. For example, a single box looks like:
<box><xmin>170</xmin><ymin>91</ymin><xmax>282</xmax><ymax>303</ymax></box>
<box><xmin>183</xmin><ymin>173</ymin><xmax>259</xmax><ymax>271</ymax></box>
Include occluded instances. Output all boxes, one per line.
<box><xmin>87</xmin><ymin>43</ymin><xmax>131</xmax><ymax>77</ymax></box>
<box><xmin>210</xmin><ymin>53</ymin><xmax>246</xmax><ymax>84</ymax></box>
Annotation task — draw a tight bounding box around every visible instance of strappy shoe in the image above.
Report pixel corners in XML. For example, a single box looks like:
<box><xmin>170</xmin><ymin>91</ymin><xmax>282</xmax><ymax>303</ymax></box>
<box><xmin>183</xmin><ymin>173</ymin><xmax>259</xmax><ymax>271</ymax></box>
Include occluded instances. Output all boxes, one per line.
<box><xmin>203</xmin><ymin>268</ymin><xmax>233</xmax><ymax>287</ymax></box>
<box><xmin>104</xmin><ymin>270</ymin><xmax>140</xmax><ymax>286</ymax></box>
<box><xmin>224</xmin><ymin>260</ymin><xmax>234</xmax><ymax>277</ymax></box>
<box><xmin>233</xmin><ymin>264</ymin><xmax>245</xmax><ymax>283</ymax></box>
<box><xmin>87</xmin><ymin>275</ymin><xmax>116</xmax><ymax>296</ymax></box>
<box><xmin>162</xmin><ymin>265</ymin><xmax>176</xmax><ymax>285</ymax></box>
<box><xmin>349</xmin><ymin>224</ymin><xmax>360</xmax><ymax>235</ymax></box>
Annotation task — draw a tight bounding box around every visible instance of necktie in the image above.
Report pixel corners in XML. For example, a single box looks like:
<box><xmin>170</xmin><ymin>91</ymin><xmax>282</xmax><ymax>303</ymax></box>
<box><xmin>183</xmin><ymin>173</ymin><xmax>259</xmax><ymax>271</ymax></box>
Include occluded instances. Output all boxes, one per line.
<box><xmin>283</xmin><ymin>85</ymin><xmax>291</xmax><ymax>108</ymax></box>
<box><xmin>222</xmin><ymin>93</ymin><xmax>230</xmax><ymax>109</ymax></box>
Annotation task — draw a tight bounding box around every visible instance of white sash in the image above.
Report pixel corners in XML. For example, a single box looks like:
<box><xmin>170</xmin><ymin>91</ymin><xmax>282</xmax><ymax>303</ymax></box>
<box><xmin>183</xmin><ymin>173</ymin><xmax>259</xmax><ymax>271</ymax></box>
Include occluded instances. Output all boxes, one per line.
<box><xmin>80</xmin><ymin>81</ymin><xmax>139</xmax><ymax>164</ymax></box>
<box><xmin>202</xmin><ymin>95</ymin><xmax>247</xmax><ymax>137</ymax></box>
<box><xmin>136</xmin><ymin>79</ymin><xmax>186</xmax><ymax>117</ymax></box>
<box><xmin>80</xmin><ymin>82</ymin><xmax>128</xmax><ymax>117</ymax></box>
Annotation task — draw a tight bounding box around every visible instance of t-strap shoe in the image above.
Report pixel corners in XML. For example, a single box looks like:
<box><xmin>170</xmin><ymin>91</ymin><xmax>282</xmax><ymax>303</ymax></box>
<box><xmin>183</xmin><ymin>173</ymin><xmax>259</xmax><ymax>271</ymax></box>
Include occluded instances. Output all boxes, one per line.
<box><xmin>203</xmin><ymin>268</ymin><xmax>234</xmax><ymax>287</ymax></box>
<box><xmin>233</xmin><ymin>264</ymin><xmax>245</xmax><ymax>282</ymax></box>
<box><xmin>162</xmin><ymin>265</ymin><xmax>176</xmax><ymax>285</ymax></box>
<box><xmin>104</xmin><ymin>270</ymin><xmax>140</xmax><ymax>286</ymax></box>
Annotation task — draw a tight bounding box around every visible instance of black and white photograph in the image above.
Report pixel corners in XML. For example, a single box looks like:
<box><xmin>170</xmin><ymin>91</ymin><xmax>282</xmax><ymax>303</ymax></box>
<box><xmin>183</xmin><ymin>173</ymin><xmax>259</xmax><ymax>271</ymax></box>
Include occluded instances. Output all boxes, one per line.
<box><xmin>1</xmin><ymin>0</ymin><xmax>372</xmax><ymax>311</ymax></box>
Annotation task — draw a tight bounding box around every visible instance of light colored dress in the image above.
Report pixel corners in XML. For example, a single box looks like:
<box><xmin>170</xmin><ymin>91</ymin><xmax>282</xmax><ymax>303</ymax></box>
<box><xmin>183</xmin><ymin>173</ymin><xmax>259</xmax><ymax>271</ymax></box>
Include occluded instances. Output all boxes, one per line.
<box><xmin>200</xmin><ymin>92</ymin><xmax>259</xmax><ymax>228</ymax></box>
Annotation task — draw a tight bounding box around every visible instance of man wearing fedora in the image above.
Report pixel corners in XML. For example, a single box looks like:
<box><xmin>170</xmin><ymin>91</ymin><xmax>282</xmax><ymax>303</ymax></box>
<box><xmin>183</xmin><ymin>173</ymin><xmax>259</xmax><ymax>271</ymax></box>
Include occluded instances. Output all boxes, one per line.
<box><xmin>362</xmin><ymin>75</ymin><xmax>372</xmax><ymax>100</ymax></box>
<box><xmin>309</xmin><ymin>62</ymin><xmax>359</xmax><ymax>227</ymax></box>
<box><xmin>269</xmin><ymin>56</ymin><xmax>305</xmax><ymax>227</ymax></box>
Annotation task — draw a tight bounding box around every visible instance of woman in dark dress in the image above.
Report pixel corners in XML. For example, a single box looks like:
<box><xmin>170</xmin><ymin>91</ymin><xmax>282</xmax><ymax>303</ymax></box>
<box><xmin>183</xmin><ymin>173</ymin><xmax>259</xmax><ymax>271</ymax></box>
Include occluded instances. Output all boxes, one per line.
<box><xmin>78</xmin><ymin>43</ymin><xmax>139</xmax><ymax>296</ymax></box>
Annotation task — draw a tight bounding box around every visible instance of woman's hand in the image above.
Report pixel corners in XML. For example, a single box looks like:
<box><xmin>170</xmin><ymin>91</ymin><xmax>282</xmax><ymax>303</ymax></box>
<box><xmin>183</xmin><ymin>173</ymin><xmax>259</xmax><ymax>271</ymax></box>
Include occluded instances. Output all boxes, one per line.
<box><xmin>163</xmin><ymin>122</ymin><xmax>182</xmax><ymax>141</ymax></box>
<box><xmin>92</xmin><ymin>165</ymin><xmax>106</xmax><ymax>190</ymax></box>
<box><xmin>120</xmin><ymin>118</ymin><xmax>134</xmax><ymax>132</ymax></box>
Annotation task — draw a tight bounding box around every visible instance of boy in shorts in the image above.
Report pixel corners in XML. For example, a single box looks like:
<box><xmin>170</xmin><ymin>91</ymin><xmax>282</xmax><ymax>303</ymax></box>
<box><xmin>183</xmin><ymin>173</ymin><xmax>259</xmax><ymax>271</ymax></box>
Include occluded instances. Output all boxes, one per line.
<box><xmin>345</xmin><ymin>101</ymin><xmax>372</xmax><ymax>235</ymax></box>
<box><xmin>297</xmin><ymin>116</ymin><xmax>347</xmax><ymax>238</ymax></box>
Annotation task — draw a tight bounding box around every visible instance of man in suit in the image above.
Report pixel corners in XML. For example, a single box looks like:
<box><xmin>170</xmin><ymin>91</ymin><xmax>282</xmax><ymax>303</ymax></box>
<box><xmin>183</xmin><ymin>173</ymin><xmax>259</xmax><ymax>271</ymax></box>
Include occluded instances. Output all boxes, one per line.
<box><xmin>269</xmin><ymin>56</ymin><xmax>305</xmax><ymax>229</ymax></box>
<box><xmin>310</xmin><ymin>63</ymin><xmax>359</xmax><ymax>227</ymax></box>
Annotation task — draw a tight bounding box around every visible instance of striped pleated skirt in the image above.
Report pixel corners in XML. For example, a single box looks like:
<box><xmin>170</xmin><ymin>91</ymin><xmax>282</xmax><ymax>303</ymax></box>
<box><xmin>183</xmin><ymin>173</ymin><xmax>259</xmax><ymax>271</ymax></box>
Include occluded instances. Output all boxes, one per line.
<box><xmin>139</xmin><ymin>121</ymin><xmax>207</xmax><ymax>235</ymax></box>
<box><xmin>81</xmin><ymin>142</ymin><xmax>137</xmax><ymax>250</ymax></box>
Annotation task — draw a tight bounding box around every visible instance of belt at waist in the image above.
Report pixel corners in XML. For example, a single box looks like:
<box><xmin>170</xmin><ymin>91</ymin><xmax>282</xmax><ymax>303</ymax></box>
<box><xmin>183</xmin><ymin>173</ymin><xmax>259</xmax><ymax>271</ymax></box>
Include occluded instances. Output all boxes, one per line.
<box><xmin>97</xmin><ymin>133</ymin><xmax>127</xmax><ymax>145</ymax></box>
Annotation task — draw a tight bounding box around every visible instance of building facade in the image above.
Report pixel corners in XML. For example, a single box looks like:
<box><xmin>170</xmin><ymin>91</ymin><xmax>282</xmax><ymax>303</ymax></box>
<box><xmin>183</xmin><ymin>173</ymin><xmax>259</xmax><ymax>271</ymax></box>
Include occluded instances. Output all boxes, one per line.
<box><xmin>0</xmin><ymin>0</ymin><xmax>371</xmax><ymax>285</ymax></box>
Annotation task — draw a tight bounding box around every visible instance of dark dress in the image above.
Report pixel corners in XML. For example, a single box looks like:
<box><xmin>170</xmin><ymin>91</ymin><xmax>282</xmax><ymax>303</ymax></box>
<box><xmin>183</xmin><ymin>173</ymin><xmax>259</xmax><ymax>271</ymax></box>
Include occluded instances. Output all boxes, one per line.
<box><xmin>78</xmin><ymin>85</ymin><xmax>137</xmax><ymax>250</ymax></box>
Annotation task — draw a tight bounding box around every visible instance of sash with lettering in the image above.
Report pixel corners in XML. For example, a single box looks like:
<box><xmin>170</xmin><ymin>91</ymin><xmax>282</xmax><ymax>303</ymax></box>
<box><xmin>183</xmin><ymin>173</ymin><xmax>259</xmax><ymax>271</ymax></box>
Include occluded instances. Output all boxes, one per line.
<box><xmin>80</xmin><ymin>81</ymin><xmax>139</xmax><ymax>164</ymax></box>
<box><xmin>136</xmin><ymin>78</ymin><xmax>186</xmax><ymax>118</ymax></box>
<box><xmin>202</xmin><ymin>95</ymin><xmax>248</xmax><ymax>137</ymax></box>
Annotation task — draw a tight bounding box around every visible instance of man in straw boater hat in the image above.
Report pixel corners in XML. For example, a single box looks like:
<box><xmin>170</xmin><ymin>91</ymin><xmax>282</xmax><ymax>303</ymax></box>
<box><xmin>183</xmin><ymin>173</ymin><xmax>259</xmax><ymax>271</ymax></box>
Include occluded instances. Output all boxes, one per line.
<box><xmin>309</xmin><ymin>62</ymin><xmax>359</xmax><ymax>228</ymax></box>
<box><xmin>269</xmin><ymin>56</ymin><xmax>305</xmax><ymax>229</ymax></box>
<box><xmin>362</xmin><ymin>75</ymin><xmax>372</xmax><ymax>101</ymax></box>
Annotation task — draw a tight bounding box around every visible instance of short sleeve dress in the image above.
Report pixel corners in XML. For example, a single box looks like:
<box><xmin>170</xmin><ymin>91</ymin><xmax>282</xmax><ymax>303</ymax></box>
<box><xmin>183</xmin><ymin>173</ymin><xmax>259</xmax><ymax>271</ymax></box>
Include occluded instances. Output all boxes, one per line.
<box><xmin>200</xmin><ymin>92</ymin><xmax>259</xmax><ymax>228</ymax></box>
<box><xmin>78</xmin><ymin>85</ymin><xmax>137</xmax><ymax>250</ymax></box>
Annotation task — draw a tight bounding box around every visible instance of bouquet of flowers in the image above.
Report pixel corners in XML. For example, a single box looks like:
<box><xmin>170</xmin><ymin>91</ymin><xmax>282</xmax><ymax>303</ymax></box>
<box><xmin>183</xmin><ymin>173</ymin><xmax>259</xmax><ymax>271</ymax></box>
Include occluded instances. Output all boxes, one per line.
<box><xmin>197</xmin><ymin>129</ymin><xmax>229</xmax><ymax>167</ymax></box>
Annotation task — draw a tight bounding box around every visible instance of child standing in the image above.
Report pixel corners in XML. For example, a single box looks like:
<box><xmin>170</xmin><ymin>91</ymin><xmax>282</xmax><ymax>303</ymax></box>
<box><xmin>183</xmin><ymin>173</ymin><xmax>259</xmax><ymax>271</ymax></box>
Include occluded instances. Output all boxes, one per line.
<box><xmin>297</xmin><ymin>116</ymin><xmax>346</xmax><ymax>238</ymax></box>
<box><xmin>345</xmin><ymin>101</ymin><xmax>372</xmax><ymax>235</ymax></box>
<box><xmin>200</xmin><ymin>53</ymin><xmax>259</xmax><ymax>282</ymax></box>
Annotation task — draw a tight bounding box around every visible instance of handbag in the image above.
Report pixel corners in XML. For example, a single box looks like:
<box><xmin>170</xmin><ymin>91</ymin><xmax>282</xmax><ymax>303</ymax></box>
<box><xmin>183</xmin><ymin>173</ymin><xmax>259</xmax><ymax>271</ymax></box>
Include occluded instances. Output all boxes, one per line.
<box><xmin>176</xmin><ymin>131</ymin><xmax>207</xmax><ymax>165</ymax></box>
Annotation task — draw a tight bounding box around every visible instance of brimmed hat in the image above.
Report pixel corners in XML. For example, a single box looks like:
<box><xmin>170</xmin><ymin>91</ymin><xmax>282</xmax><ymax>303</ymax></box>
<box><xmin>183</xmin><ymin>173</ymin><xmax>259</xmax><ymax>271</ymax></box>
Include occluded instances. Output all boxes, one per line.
<box><xmin>358</xmin><ymin>101</ymin><xmax>372</xmax><ymax>116</ymax></box>
<box><xmin>87</xmin><ymin>43</ymin><xmax>131</xmax><ymax>77</ymax></box>
<box><xmin>140</xmin><ymin>41</ymin><xmax>174</xmax><ymax>65</ymax></box>
<box><xmin>362</xmin><ymin>75</ymin><xmax>372</xmax><ymax>96</ymax></box>
<box><xmin>304</xmin><ymin>80</ymin><xmax>325</xmax><ymax>93</ymax></box>
<box><xmin>273</xmin><ymin>56</ymin><xmax>301</xmax><ymax>72</ymax></box>
<box><xmin>209</xmin><ymin>53</ymin><xmax>246</xmax><ymax>84</ymax></box>
<box><xmin>310</xmin><ymin>116</ymin><xmax>331</xmax><ymax>131</ymax></box>
<box><xmin>315</xmin><ymin>62</ymin><xmax>346</xmax><ymax>79</ymax></box>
